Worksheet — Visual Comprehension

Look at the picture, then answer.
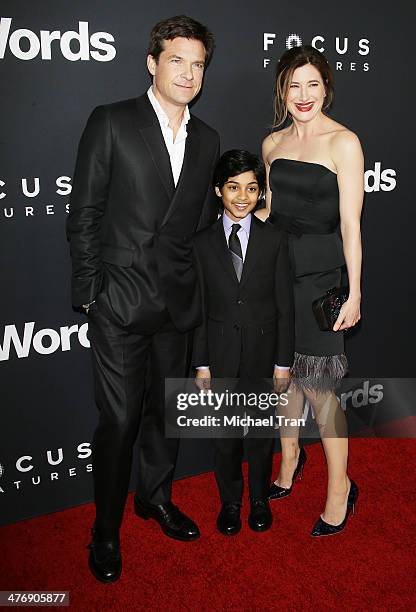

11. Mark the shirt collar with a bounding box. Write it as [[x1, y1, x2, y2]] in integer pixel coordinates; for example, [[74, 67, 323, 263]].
[[222, 212, 252, 234], [147, 86, 190, 129]]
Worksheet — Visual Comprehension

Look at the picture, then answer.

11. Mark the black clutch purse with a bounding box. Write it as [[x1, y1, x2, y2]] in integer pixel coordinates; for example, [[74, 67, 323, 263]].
[[312, 286, 348, 331]]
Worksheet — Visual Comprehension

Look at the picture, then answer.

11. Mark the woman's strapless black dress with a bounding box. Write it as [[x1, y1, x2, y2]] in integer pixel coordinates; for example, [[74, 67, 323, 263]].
[[269, 158, 348, 391]]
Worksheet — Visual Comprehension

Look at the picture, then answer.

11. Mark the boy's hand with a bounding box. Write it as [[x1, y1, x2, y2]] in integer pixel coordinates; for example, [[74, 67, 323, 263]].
[[195, 367, 211, 391], [273, 366, 291, 393]]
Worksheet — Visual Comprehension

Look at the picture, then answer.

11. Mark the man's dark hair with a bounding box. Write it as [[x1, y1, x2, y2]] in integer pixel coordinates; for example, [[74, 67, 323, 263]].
[[148, 15, 215, 65], [213, 150, 266, 195]]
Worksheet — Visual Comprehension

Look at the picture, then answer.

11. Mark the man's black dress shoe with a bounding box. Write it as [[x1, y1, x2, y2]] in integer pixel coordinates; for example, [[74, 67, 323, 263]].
[[87, 529, 122, 583], [248, 497, 273, 532], [216, 502, 242, 536], [134, 496, 200, 541]]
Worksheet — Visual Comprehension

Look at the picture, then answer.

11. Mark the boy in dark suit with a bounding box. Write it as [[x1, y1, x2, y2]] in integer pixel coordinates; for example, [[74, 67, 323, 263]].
[[192, 150, 294, 535]]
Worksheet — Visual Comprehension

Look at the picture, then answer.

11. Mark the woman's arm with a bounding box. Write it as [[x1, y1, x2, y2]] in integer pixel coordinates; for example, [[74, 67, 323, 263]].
[[332, 130, 364, 331]]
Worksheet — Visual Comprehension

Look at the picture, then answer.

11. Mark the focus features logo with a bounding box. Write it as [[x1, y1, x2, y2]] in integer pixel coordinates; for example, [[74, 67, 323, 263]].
[[0, 443, 93, 494], [0, 175, 71, 221], [263, 33, 370, 72], [0, 17, 116, 62], [0, 322, 90, 361]]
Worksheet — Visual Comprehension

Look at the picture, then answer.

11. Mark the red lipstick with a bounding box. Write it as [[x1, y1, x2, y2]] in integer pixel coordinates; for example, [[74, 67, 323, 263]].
[[295, 102, 314, 112]]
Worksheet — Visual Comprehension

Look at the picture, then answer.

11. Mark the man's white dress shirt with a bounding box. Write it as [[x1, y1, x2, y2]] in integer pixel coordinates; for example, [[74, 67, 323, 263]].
[[147, 86, 190, 186]]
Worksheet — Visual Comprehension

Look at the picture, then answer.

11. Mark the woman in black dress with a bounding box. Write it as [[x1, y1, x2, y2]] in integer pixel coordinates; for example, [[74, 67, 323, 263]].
[[257, 46, 364, 536]]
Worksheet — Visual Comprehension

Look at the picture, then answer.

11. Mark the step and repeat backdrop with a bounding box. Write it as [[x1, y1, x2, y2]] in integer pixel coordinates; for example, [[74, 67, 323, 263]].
[[1, 1, 414, 525]]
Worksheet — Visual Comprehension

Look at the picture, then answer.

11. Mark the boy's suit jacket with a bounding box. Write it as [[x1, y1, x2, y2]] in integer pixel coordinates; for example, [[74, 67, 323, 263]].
[[192, 215, 294, 378]]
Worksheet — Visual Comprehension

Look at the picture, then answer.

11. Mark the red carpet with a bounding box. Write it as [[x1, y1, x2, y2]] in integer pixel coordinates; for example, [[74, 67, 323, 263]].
[[1, 439, 415, 611]]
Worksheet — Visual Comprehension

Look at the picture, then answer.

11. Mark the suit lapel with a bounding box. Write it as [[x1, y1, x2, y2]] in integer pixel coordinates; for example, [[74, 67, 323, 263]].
[[160, 117, 200, 227], [135, 95, 175, 200], [239, 216, 264, 288], [209, 218, 239, 285]]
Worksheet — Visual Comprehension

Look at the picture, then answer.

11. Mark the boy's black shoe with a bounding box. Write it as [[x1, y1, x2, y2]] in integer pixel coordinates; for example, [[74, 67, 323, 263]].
[[248, 498, 273, 532], [217, 502, 242, 535]]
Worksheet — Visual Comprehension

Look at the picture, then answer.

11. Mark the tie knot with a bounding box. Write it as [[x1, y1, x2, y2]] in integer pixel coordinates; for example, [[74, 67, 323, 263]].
[[231, 224, 241, 236]]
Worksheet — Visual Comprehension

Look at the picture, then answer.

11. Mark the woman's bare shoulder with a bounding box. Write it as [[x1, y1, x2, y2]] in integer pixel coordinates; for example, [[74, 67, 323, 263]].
[[330, 126, 363, 158], [262, 128, 289, 162], [325, 117, 361, 145]]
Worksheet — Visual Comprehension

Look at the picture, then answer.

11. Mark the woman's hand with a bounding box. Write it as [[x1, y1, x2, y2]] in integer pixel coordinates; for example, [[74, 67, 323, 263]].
[[333, 295, 361, 331]]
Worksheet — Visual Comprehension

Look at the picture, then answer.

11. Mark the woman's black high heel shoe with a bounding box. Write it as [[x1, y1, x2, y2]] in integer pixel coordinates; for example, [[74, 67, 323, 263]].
[[269, 447, 307, 500], [311, 480, 359, 537]]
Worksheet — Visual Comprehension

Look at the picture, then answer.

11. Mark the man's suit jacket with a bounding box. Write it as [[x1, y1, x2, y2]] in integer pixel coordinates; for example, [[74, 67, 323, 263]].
[[192, 215, 295, 378], [66, 94, 220, 333]]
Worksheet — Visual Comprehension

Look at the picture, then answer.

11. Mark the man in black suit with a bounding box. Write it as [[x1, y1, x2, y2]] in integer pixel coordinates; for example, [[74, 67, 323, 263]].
[[192, 150, 294, 535], [66, 15, 219, 582]]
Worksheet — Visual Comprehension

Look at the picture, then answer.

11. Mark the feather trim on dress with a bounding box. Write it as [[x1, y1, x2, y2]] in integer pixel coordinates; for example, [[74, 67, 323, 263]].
[[291, 351, 348, 393]]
